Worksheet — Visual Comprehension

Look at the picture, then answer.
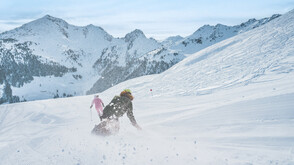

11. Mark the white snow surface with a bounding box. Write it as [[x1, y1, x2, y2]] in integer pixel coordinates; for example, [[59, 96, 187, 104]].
[[1, 10, 294, 165]]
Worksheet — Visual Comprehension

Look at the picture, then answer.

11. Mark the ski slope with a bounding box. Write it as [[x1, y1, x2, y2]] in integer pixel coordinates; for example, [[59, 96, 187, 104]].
[[0, 90, 293, 165], [0, 9, 294, 165]]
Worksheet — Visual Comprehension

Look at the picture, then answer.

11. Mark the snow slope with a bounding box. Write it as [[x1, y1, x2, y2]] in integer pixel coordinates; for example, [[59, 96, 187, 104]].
[[0, 9, 294, 165]]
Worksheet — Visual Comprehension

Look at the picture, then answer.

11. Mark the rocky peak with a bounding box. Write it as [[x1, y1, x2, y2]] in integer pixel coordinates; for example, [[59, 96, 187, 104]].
[[124, 29, 146, 42], [192, 24, 214, 35], [16, 14, 70, 35], [265, 14, 281, 22], [85, 24, 107, 32], [40, 15, 69, 25]]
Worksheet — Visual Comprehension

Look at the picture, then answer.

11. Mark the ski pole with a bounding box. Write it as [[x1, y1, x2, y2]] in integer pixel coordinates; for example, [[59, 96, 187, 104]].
[[90, 108, 93, 122]]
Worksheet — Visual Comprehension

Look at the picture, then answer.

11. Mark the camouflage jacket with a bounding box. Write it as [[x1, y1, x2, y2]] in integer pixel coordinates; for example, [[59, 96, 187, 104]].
[[101, 95, 137, 125]]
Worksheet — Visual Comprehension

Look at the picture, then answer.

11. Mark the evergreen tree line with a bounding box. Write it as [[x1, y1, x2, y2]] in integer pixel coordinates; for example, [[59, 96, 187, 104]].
[[0, 41, 76, 104]]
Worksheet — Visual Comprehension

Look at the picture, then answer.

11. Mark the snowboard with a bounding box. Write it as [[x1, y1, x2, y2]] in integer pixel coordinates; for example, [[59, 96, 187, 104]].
[[91, 119, 120, 136]]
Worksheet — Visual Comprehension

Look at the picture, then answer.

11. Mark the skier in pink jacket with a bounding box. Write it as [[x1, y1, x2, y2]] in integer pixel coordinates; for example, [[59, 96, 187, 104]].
[[90, 95, 105, 121]]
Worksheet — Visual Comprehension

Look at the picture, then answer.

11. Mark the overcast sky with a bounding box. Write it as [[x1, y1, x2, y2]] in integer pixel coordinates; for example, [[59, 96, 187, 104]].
[[0, 0, 293, 40]]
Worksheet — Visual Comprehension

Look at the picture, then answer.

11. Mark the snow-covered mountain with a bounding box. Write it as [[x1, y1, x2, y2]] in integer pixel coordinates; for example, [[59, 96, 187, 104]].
[[0, 15, 184, 103], [164, 14, 281, 54], [87, 29, 183, 94], [0, 13, 281, 104], [88, 48, 182, 95], [0, 9, 293, 165]]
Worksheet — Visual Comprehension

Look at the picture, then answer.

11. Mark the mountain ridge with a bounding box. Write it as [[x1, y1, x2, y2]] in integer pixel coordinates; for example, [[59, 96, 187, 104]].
[[0, 12, 283, 103], [164, 14, 281, 54]]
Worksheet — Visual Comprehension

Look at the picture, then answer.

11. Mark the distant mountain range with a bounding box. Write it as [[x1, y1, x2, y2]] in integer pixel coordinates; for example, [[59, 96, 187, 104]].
[[163, 14, 281, 54], [0, 13, 281, 103]]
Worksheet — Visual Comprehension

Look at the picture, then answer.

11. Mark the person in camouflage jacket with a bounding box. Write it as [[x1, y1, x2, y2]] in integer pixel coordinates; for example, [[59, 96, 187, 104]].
[[99, 89, 141, 132]]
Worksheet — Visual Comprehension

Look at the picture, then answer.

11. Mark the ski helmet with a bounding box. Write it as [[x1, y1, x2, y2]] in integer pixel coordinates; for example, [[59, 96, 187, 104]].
[[123, 89, 132, 93]]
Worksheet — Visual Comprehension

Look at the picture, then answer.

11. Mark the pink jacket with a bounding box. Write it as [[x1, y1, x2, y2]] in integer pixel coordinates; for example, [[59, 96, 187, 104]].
[[91, 98, 104, 112]]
